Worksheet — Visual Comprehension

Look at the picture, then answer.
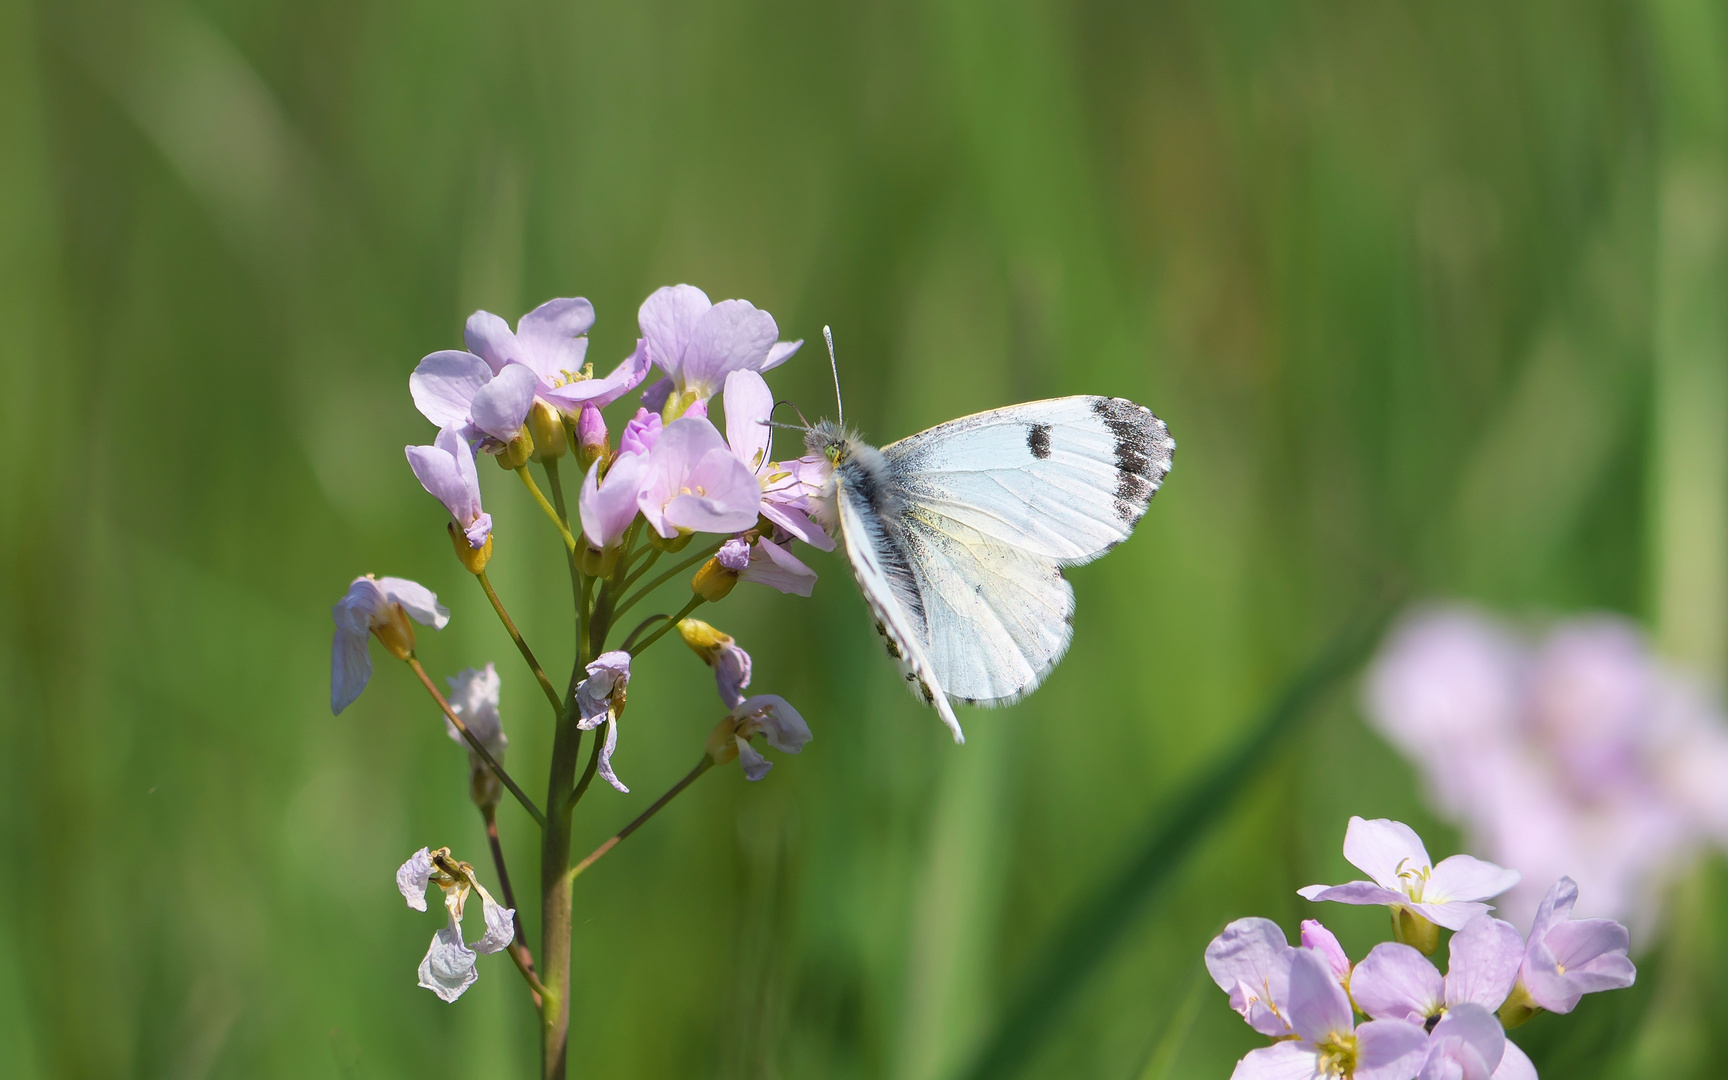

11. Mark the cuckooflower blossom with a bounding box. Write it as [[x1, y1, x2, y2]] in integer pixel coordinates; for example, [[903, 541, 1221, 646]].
[[637, 416, 762, 538], [396, 846, 515, 1002], [638, 284, 801, 416], [576, 651, 632, 793], [722, 370, 833, 551], [1205, 917, 1297, 1037], [1230, 949, 1429, 1080], [579, 450, 648, 554], [330, 576, 449, 714], [677, 618, 753, 708], [411, 351, 539, 445], [464, 300, 652, 412], [1349, 916, 1525, 1025], [705, 694, 811, 780], [1509, 877, 1635, 1017], [1300, 817, 1520, 934], [406, 427, 492, 548], [444, 664, 508, 808]]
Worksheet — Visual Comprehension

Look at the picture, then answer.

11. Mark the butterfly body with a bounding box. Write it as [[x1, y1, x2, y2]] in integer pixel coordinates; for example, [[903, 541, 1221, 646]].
[[806, 396, 1174, 742]]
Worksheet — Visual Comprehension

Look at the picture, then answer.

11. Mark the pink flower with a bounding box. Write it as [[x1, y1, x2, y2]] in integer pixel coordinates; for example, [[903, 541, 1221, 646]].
[[1299, 817, 1520, 931], [579, 450, 648, 553], [1229, 949, 1429, 1080], [1205, 918, 1297, 1037], [726, 695, 811, 781], [464, 300, 651, 410], [406, 427, 492, 548], [638, 285, 801, 412], [1349, 915, 1524, 1024], [411, 351, 538, 445], [575, 651, 632, 793], [1416, 1003, 1506, 1080], [1516, 877, 1636, 1014], [330, 576, 449, 714], [637, 417, 762, 538], [722, 371, 833, 551]]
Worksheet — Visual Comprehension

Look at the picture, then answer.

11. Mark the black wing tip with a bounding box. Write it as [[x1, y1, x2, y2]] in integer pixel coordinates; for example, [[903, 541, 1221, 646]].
[[1090, 397, 1174, 522]]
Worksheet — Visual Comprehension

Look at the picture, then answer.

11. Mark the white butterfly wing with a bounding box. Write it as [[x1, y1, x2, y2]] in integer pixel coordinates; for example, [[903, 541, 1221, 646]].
[[883, 396, 1173, 564]]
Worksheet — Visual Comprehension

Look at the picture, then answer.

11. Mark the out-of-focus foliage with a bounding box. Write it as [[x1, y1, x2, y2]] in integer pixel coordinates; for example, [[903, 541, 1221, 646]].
[[1, 0, 1725, 1077]]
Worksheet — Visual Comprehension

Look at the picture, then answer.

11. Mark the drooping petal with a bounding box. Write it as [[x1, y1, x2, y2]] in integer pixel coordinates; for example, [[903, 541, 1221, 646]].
[[411, 350, 492, 429], [472, 888, 516, 955], [723, 369, 775, 472], [1205, 918, 1295, 1037], [713, 640, 752, 708], [580, 451, 648, 551], [596, 717, 627, 793], [739, 536, 817, 596], [396, 847, 435, 911], [1353, 1018, 1435, 1080], [733, 694, 811, 754], [639, 284, 712, 378], [1228, 1042, 1320, 1080], [1300, 920, 1352, 982], [377, 577, 451, 628], [679, 299, 779, 399], [737, 735, 772, 781], [1350, 942, 1443, 1023], [514, 297, 594, 383], [1297, 881, 1409, 907], [470, 363, 539, 441], [1426, 854, 1520, 904], [760, 501, 835, 551], [575, 651, 632, 730], [1342, 817, 1433, 892], [330, 577, 385, 714], [464, 310, 517, 373], [406, 428, 487, 545], [1283, 948, 1353, 1045], [1444, 916, 1524, 1012], [544, 339, 654, 410], [761, 338, 803, 372], [417, 918, 479, 1002]]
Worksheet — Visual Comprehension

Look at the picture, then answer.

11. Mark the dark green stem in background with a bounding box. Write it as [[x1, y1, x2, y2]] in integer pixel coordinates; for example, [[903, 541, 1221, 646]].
[[628, 596, 704, 656]]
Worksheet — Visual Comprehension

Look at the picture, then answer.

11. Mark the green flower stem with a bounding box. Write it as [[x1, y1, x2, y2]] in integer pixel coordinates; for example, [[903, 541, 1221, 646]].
[[515, 466, 577, 553], [482, 803, 548, 1006], [619, 614, 671, 653], [618, 545, 662, 592], [476, 569, 561, 714], [405, 656, 546, 827], [611, 542, 722, 620], [566, 758, 713, 887], [628, 596, 704, 656]]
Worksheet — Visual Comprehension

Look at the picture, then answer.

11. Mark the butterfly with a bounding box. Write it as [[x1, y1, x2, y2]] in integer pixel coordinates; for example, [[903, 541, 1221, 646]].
[[803, 359, 1173, 742]]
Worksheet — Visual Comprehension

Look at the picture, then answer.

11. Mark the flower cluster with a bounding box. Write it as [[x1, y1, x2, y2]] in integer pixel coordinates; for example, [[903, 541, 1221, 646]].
[[1210, 819, 1635, 1080], [1364, 606, 1728, 931]]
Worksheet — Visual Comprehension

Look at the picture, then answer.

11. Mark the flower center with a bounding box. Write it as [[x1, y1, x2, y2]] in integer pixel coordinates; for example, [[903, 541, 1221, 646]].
[[1316, 1032, 1359, 1077], [1395, 857, 1433, 902], [552, 362, 595, 389]]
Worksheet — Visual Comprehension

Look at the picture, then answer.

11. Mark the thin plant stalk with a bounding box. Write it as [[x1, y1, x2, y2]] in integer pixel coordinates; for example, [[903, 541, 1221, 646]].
[[477, 569, 562, 713], [406, 656, 546, 827], [628, 596, 705, 656], [567, 758, 712, 886], [516, 465, 578, 553], [612, 543, 722, 619]]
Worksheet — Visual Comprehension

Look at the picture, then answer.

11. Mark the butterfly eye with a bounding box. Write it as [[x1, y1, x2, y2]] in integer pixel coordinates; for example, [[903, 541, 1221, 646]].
[[824, 444, 842, 464]]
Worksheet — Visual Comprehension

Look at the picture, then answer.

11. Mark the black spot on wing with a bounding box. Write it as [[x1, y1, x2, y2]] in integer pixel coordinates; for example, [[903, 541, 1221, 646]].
[[1090, 397, 1172, 522], [1027, 422, 1052, 459]]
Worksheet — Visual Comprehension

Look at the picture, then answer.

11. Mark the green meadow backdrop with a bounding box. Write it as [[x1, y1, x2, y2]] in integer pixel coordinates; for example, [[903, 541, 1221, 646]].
[[3, 0, 1726, 1076]]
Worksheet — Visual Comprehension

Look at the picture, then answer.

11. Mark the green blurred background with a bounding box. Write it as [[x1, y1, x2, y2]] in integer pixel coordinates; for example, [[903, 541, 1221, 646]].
[[4, 0, 1727, 1076]]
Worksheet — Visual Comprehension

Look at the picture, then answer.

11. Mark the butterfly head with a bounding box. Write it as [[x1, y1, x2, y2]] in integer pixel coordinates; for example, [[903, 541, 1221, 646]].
[[805, 419, 859, 465]]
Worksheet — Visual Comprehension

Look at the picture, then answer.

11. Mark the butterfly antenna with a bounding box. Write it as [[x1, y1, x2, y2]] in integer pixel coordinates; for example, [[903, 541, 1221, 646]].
[[824, 325, 844, 428]]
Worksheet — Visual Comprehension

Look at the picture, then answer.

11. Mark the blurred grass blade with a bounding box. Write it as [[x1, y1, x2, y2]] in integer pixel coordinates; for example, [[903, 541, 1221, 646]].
[[956, 599, 1399, 1080]]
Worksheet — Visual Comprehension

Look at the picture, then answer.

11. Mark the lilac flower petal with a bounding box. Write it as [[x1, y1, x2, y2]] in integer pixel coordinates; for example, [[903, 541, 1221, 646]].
[[579, 451, 647, 551], [680, 299, 779, 398], [640, 376, 674, 412], [1543, 918, 1635, 990], [1413, 899, 1495, 932], [1491, 1043, 1537, 1080], [1205, 918, 1295, 1037], [544, 339, 653, 410], [1300, 919, 1352, 982], [596, 717, 627, 793], [330, 618, 373, 714], [1444, 916, 1523, 1012], [724, 369, 775, 472], [737, 736, 772, 781], [575, 651, 631, 729], [514, 297, 595, 382], [714, 640, 751, 708], [418, 919, 479, 1002], [1343, 816, 1432, 892], [1229, 1041, 1319, 1080], [410, 350, 492, 429], [740, 536, 817, 596], [1423, 1003, 1504, 1080], [473, 891, 516, 955], [1353, 1019, 1433, 1080], [1529, 877, 1577, 942], [1284, 948, 1353, 1045], [1297, 881, 1408, 907], [642, 419, 763, 537], [760, 498, 836, 551], [464, 310, 517, 373], [377, 577, 450, 628], [1427, 854, 1520, 904], [470, 363, 539, 441], [639, 284, 712, 378], [464, 514, 493, 548], [735, 694, 811, 753], [396, 848, 434, 911], [406, 428, 486, 544], [1350, 942, 1443, 1023], [762, 338, 803, 372]]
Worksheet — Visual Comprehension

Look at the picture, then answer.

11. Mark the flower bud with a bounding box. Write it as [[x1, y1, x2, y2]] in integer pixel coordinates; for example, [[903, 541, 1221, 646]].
[[704, 715, 741, 765], [579, 543, 618, 578], [691, 557, 738, 601], [448, 522, 493, 574], [528, 400, 568, 462], [1390, 906, 1440, 956], [372, 603, 417, 660], [677, 617, 734, 658], [574, 403, 610, 472], [495, 427, 534, 470]]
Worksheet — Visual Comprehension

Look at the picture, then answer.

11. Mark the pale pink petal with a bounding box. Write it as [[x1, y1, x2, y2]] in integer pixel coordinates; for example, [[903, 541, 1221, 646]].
[[640, 376, 674, 412], [1528, 877, 1578, 942], [761, 502, 836, 551], [1444, 916, 1523, 1012], [1490, 1042, 1536, 1080], [472, 891, 516, 955], [660, 446, 762, 536], [418, 918, 479, 1001], [1300, 920, 1351, 982], [734, 694, 811, 754], [723, 369, 775, 472], [1343, 817, 1432, 891], [464, 310, 517, 373], [1353, 1019, 1432, 1080], [1284, 949, 1353, 1045], [1229, 1042, 1320, 1080], [1298, 881, 1408, 907], [639, 284, 712, 378], [740, 537, 817, 596], [470, 363, 539, 441], [1423, 1003, 1504, 1080], [680, 299, 778, 398], [1413, 899, 1495, 932], [514, 297, 594, 382], [377, 577, 450, 628], [1350, 942, 1442, 1023], [1205, 918, 1295, 1037], [761, 338, 803, 372], [396, 847, 434, 911], [410, 350, 492, 429], [579, 451, 647, 551], [595, 716, 627, 793], [1427, 855, 1520, 904], [544, 338, 652, 409]]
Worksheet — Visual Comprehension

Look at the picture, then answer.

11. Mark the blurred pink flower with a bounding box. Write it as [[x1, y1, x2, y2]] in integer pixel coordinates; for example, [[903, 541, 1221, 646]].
[[1516, 877, 1635, 1014], [1364, 606, 1728, 932], [728, 694, 811, 781], [330, 575, 449, 714]]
